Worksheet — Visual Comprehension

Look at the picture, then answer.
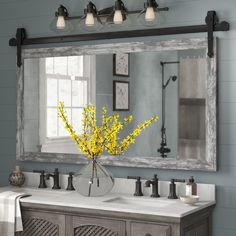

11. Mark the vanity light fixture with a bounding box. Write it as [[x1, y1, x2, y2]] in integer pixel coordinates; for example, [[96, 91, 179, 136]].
[[144, 0, 158, 22], [113, 0, 127, 24], [138, 0, 169, 26], [55, 5, 68, 29], [55, 2, 101, 27], [84, 2, 101, 26], [53, 0, 168, 30]]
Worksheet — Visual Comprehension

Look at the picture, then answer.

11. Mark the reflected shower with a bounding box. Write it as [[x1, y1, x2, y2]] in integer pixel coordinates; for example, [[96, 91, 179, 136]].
[[158, 61, 179, 158], [163, 75, 178, 89]]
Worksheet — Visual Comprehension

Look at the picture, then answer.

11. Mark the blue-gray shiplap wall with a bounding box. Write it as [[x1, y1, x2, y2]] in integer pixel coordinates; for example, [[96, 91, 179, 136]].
[[0, 0, 235, 235]]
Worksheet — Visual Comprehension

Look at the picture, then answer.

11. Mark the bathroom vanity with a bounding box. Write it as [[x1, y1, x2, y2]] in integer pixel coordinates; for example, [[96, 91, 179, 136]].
[[13, 189, 214, 236], [2, 176, 215, 236], [17, 198, 214, 236]]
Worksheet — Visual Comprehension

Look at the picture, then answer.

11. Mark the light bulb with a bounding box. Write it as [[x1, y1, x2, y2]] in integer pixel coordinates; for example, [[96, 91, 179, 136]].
[[145, 7, 155, 22], [56, 16, 66, 29], [113, 10, 123, 24], [85, 13, 95, 26]]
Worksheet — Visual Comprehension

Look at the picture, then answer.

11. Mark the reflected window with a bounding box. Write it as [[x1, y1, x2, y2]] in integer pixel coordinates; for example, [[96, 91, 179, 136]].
[[39, 55, 95, 153]]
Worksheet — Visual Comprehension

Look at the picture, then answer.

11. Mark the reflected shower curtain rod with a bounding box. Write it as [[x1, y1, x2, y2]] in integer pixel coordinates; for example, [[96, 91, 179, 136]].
[[9, 10, 230, 67]]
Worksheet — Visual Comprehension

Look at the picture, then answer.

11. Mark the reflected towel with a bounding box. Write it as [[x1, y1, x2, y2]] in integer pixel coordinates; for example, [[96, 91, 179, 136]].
[[0, 191, 30, 236]]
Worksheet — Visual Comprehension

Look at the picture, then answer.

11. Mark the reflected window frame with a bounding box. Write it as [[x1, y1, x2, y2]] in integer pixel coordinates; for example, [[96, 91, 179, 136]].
[[38, 55, 96, 154]]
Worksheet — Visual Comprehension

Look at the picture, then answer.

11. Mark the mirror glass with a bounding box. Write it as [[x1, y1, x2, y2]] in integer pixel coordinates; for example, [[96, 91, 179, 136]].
[[19, 38, 216, 171], [23, 48, 206, 160]]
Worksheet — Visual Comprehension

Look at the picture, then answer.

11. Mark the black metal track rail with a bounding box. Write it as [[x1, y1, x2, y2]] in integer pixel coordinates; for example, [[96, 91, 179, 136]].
[[9, 11, 230, 67]]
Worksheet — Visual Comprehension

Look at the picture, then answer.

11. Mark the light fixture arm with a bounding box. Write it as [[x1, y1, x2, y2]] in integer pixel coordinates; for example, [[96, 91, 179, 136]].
[[9, 11, 230, 67], [156, 7, 169, 12]]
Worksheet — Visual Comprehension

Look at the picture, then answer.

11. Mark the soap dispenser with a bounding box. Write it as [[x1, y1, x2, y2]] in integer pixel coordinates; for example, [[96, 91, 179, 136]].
[[186, 176, 197, 196]]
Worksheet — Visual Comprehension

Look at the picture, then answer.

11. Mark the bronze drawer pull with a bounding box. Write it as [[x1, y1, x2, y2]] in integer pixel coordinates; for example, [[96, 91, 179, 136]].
[[145, 234, 152, 236]]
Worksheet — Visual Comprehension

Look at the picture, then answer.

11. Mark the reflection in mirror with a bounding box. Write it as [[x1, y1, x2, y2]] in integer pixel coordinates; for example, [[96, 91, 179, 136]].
[[23, 48, 206, 161], [178, 55, 206, 162], [19, 38, 217, 171], [24, 55, 95, 154]]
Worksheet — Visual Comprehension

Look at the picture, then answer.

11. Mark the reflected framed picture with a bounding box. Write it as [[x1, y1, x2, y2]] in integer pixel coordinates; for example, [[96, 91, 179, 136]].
[[113, 53, 130, 77], [113, 80, 130, 111]]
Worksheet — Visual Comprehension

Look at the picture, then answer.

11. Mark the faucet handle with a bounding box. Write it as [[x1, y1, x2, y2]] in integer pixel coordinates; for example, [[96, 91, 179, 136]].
[[33, 170, 47, 188], [66, 172, 75, 191], [145, 174, 160, 198], [127, 176, 143, 196], [168, 179, 185, 199], [46, 168, 61, 189]]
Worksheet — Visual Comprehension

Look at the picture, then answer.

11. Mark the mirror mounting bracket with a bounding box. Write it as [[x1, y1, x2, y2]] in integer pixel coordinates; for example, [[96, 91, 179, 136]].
[[206, 11, 218, 58], [8, 11, 229, 67], [9, 28, 26, 67]]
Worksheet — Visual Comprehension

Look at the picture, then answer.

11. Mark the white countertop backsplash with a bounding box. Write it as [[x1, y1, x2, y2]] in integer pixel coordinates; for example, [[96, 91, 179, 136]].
[[23, 172, 215, 201]]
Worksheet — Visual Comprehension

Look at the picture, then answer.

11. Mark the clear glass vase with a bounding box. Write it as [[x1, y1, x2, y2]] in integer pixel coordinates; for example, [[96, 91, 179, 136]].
[[75, 157, 114, 197]]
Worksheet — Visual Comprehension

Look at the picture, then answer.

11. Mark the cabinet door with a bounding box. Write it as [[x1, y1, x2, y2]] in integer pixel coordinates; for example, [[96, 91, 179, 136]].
[[18, 210, 65, 236], [184, 221, 208, 236], [68, 216, 126, 236], [130, 222, 171, 236]]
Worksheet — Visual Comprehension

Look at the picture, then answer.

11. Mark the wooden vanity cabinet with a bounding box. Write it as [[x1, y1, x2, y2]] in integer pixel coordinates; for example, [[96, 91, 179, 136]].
[[16, 210, 65, 236], [17, 203, 213, 236]]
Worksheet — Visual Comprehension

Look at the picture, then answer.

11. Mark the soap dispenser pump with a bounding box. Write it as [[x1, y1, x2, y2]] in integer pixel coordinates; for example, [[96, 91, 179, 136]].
[[186, 176, 197, 196]]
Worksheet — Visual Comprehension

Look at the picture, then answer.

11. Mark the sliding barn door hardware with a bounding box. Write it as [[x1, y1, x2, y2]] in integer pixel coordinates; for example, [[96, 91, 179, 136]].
[[9, 11, 229, 67]]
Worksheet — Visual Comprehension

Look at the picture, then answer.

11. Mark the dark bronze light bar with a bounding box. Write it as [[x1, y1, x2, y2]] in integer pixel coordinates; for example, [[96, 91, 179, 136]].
[[9, 11, 230, 67]]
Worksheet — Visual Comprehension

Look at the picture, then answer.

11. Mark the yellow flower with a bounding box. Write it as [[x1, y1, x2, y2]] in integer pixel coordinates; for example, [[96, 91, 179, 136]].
[[58, 102, 158, 158]]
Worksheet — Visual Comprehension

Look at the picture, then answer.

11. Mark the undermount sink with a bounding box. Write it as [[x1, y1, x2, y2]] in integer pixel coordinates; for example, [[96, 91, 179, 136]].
[[104, 196, 173, 208]]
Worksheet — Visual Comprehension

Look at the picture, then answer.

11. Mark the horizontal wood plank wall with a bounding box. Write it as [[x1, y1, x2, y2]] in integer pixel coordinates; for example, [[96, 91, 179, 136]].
[[0, 0, 235, 235]]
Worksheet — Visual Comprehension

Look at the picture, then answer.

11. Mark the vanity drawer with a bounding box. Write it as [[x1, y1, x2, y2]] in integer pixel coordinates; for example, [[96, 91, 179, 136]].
[[67, 215, 126, 236], [130, 222, 171, 236]]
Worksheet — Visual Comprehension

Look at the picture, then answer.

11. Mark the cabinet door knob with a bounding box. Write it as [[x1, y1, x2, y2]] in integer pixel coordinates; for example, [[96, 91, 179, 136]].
[[146, 234, 152, 236]]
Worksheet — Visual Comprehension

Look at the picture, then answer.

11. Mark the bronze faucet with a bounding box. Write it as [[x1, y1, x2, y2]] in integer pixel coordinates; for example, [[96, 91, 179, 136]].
[[145, 174, 160, 198], [46, 168, 61, 189]]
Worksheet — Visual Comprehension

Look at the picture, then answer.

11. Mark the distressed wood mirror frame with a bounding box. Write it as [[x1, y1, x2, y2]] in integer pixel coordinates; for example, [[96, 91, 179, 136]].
[[17, 38, 217, 171]]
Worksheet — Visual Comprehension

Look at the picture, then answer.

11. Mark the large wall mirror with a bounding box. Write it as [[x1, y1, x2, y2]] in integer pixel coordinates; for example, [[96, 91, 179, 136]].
[[17, 38, 217, 171]]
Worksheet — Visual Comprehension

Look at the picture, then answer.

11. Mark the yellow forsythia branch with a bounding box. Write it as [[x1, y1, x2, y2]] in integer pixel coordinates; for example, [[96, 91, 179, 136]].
[[58, 102, 158, 158]]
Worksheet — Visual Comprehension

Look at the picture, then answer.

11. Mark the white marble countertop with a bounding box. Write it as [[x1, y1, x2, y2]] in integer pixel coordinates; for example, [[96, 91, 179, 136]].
[[0, 186, 215, 219]]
